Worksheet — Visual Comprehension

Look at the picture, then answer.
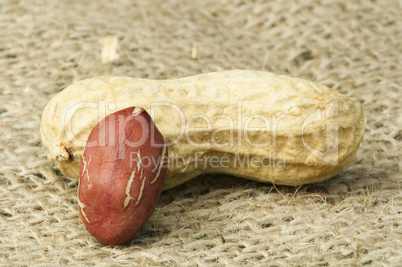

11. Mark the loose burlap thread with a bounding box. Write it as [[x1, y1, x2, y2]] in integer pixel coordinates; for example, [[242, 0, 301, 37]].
[[0, 0, 401, 265]]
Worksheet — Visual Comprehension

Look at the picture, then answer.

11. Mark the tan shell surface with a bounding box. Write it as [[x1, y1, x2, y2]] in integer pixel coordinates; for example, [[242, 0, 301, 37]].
[[40, 70, 366, 189]]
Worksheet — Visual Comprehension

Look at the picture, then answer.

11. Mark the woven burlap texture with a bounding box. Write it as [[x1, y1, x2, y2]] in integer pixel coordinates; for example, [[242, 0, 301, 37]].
[[1, 0, 401, 265]]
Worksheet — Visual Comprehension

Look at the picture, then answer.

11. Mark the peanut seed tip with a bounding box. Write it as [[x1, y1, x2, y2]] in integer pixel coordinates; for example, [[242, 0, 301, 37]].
[[132, 107, 144, 116]]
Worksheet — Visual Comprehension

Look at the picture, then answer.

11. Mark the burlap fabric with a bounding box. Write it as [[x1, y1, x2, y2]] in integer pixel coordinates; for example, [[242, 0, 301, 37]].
[[1, 0, 401, 265]]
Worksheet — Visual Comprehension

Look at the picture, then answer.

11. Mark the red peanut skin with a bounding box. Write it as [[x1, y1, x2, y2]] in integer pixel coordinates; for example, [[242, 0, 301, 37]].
[[78, 107, 168, 245]]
